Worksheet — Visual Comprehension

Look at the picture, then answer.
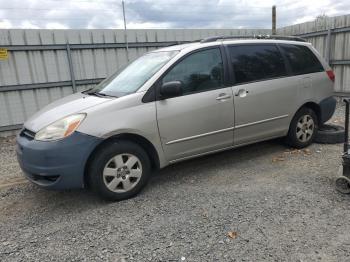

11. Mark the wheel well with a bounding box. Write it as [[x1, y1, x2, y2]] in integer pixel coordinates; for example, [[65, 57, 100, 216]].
[[299, 102, 321, 124], [83, 133, 160, 187]]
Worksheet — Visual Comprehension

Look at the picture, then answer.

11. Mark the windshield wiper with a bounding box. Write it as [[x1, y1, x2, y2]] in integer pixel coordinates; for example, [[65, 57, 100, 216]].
[[82, 87, 93, 93], [85, 91, 117, 98]]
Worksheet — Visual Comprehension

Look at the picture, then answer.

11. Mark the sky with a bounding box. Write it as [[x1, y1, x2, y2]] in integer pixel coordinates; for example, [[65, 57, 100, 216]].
[[0, 0, 349, 29]]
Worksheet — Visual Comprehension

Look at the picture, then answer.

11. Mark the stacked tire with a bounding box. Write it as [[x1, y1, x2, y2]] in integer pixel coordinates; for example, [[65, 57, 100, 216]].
[[314, 124, 345, 144]]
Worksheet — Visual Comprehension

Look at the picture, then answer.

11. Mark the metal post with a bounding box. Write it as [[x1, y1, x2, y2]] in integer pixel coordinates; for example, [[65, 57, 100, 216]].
[[272, 5, 276, 35], [344, 99, 350, 153], [122, 0, 129, 61], [325, 28, 331, 63], [66, 43, 77, 93]]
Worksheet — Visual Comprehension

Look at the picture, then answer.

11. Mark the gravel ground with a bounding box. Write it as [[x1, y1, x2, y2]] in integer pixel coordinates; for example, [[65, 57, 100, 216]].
[[1, 104, 350, 261]]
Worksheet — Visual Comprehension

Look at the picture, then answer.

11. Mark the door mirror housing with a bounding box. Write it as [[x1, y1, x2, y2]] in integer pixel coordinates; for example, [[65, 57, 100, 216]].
[[160, 81, 183, 99]]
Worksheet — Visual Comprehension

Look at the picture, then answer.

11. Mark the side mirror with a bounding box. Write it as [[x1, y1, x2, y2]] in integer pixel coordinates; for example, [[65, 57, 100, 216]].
[[160, 81, 183, 99]]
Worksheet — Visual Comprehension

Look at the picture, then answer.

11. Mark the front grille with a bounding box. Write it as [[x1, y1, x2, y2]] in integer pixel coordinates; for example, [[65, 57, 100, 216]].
[[20, 128, 36, 140]]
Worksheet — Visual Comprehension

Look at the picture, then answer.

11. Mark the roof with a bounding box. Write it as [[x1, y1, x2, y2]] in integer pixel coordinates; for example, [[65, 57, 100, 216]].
[[200, 35, 307, 43], [154, 43, 198, 52], [154, 35, 311, 54]]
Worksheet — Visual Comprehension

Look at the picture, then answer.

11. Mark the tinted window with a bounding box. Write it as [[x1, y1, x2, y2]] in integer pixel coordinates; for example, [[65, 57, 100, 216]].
[[280, 44, 324, 75], [229, 44, 287, 84], [162, 48, 223, 95]]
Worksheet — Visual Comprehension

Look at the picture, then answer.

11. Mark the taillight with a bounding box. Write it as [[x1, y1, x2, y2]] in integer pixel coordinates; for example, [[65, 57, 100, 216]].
[[326, 70, 335, 82]]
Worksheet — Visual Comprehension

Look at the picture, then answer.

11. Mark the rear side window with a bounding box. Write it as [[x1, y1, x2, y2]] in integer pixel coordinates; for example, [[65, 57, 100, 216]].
[[279, 44, 324, 75], [228, 44, 287, 85]]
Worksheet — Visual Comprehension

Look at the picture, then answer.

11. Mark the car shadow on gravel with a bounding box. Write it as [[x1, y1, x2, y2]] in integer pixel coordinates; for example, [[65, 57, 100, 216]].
[[150, 138, 287, 187]]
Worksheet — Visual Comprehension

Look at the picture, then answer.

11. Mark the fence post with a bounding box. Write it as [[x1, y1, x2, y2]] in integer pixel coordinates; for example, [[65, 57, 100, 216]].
[[272, 5, 276, 35], [325, 28, 332, 63], [66, 43, 77, 93]]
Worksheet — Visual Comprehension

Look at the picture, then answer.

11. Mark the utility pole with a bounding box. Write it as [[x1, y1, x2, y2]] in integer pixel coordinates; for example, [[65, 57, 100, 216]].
[[122, 0, 129, 61], [272, 5, 276, 35]]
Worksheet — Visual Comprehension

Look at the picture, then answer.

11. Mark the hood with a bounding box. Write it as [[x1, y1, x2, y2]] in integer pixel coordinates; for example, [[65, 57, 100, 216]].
[[24, 92, 113, 132]]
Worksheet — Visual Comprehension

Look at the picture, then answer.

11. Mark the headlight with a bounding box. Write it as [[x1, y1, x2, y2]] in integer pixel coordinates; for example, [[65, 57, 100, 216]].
[[35, 114, 86, 141]]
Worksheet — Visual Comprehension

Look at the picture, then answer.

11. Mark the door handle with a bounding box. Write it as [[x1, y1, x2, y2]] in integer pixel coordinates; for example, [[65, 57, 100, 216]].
[[216, 93, 231, 101], [235, 89, 249, 97]]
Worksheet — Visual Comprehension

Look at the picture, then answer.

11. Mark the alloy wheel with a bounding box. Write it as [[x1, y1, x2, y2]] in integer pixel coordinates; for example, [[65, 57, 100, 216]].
[[296, 114, 315, 143], [103, 153, 143, 193]]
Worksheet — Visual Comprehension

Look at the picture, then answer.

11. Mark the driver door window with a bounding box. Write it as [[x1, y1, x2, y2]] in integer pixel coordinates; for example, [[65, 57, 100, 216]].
[[162, 48, 224, 95]]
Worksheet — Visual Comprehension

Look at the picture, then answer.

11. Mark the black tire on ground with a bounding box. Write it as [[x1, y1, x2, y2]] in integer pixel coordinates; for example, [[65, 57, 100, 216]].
[[87, 140, 151, 201], [285, 107, 318, 149], [314, 124, 345, 144]]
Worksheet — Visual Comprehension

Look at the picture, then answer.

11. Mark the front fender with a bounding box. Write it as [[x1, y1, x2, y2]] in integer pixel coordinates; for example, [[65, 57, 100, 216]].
[[77, 93, 168, 168]]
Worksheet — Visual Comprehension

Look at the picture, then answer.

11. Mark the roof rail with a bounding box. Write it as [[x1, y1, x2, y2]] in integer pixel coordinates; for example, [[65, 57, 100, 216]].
[[200, 35, 307, 43]]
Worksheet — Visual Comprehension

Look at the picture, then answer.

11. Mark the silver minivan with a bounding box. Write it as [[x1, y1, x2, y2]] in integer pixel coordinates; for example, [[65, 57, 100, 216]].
[[16, 36, 336, 200]]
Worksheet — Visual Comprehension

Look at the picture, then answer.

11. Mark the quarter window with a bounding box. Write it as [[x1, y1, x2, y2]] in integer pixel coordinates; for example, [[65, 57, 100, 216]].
[[228, 44, 287, 85], [279, 44, 324, 75], [162, 48, 224, 95]]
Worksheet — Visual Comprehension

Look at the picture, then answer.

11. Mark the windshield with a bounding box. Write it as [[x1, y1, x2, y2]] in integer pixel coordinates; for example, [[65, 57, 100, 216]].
[[88, 51, 178, 97]]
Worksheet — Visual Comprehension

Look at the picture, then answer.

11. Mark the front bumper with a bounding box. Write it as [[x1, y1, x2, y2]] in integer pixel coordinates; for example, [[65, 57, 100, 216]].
[[16, 131, 102, 190]]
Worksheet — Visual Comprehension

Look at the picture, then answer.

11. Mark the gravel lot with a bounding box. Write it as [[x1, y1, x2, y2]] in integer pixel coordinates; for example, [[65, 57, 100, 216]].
[[1, 104, 350, 261]]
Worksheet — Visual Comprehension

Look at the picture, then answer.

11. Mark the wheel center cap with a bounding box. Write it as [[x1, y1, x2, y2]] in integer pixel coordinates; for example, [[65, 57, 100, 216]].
[[302, 124, 308, 132], [117, 168, 129, 177]]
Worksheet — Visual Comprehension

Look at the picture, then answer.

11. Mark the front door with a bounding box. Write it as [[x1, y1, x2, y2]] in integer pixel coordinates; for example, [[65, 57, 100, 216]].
[[156, 47, 235, 161]]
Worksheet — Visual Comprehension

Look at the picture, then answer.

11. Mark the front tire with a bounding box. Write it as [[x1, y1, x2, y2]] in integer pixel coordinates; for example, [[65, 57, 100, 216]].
[[88, 140, 151, 201], [286, 107, 318, 148]]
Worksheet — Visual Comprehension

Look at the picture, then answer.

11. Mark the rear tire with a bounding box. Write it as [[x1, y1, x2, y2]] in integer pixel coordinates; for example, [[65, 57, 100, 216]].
[[88, 140, 151, 201], [286, 107, 318, 148]]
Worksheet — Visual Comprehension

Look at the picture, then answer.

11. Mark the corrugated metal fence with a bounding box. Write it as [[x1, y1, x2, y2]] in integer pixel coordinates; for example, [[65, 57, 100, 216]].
[[0, 28, 270, 134]]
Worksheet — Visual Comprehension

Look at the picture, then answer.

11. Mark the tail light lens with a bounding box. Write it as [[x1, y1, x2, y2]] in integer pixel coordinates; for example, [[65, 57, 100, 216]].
[[326, 70, 335, 82]]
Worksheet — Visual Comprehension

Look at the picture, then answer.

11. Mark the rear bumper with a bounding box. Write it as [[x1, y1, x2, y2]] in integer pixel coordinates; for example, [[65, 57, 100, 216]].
[[319, 96, 336, 124], [16, 131, 102, 190]]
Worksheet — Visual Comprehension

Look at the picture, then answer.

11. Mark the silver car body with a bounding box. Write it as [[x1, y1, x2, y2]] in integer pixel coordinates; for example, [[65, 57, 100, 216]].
[[24, 39, 334, 169]]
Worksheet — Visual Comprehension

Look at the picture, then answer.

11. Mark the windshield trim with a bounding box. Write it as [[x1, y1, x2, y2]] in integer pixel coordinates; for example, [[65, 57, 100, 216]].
[[130, 50, 180, 93], [135, 50, 182, 93]]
